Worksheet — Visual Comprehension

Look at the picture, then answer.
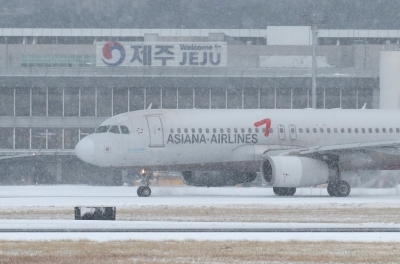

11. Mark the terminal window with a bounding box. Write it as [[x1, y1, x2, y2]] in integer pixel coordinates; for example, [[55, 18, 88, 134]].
[[21, 55, 96, 68]]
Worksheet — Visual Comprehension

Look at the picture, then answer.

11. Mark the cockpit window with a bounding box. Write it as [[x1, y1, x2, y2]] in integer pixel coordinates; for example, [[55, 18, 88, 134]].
[[109, 125, 120, 134], [95, 125, 111, 133], [120, 126, 130, 134]]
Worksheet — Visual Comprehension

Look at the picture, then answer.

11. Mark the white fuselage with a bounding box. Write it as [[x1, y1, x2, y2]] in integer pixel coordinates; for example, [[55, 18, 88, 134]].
[[75, 109, 400, 171]]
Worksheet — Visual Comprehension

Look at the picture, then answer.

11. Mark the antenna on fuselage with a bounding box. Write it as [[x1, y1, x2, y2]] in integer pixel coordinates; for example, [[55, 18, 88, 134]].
[[361, 103, 367, 109], [147, 103, 153, 109]]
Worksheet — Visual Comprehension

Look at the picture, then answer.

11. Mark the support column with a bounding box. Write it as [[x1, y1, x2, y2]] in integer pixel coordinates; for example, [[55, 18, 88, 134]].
[[56, 157, 62, 183], [379, 51, 400, 109]]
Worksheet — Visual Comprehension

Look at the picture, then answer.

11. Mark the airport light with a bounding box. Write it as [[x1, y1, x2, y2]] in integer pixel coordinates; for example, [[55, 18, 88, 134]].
[[140, 168, 147, 177]]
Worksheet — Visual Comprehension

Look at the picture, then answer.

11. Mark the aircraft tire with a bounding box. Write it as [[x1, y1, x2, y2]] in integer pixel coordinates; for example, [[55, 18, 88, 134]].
[[137, 186, 144, 197], [287, 187, 296, 196], [328, 181, 350, 197], [137, 186, 151, 197], [327, 183, 336, 197], [273, 187, 282, 196], [336, 180, 351, 197], [273, 187, 296, 196]]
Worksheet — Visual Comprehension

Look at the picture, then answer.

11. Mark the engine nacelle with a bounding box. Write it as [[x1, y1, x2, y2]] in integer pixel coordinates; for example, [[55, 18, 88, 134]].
[[181, 171, 257, 187], [260, 156, 330, 187]]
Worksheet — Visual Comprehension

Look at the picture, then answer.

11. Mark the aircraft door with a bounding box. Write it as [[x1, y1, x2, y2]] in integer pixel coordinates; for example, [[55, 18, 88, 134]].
[[146, 116, 164, 147], [289, 125, 297, 140], [278, 125, 285, 140]]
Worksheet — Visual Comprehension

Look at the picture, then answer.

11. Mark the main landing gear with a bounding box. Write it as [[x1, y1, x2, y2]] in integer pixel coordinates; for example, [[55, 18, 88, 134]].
[[327, 180, 351, 197], [137, 169, 152, 197]]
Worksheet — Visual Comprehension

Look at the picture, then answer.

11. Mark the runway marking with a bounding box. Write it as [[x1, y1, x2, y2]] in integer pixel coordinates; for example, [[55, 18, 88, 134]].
[[2, 228, 400, 233]]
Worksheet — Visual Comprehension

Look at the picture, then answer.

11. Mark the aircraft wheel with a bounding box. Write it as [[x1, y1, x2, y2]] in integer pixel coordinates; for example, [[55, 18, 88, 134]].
[[273, 187, 282, 196], [137, 186, 151, 197], [336, 180, 351, 197], [327, 183, 336, 197], [137, 186, 144, 197], [287, 187, 296, 196], [328, 181, 350, 197], [273, 187, 296, 196]]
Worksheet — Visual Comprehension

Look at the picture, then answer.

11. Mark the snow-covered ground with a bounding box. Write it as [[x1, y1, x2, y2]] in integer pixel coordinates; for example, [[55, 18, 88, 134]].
[[0, 220, 400, 242], [0, 186, 399, 241], [0, 186, 398, 207], [1, 231, 400, 242]]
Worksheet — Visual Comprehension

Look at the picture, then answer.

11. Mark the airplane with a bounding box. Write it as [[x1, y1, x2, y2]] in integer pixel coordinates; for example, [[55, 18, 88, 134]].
[[75, 108, 400, 197]]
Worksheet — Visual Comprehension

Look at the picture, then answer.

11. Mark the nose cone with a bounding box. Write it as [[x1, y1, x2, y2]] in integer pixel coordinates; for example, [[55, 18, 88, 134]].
[[75, 137, 95, 164]]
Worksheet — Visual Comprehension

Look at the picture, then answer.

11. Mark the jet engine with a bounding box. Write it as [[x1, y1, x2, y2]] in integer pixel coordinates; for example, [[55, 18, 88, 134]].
[[260, 156, 330, 187], [181, 171, 257, 187]]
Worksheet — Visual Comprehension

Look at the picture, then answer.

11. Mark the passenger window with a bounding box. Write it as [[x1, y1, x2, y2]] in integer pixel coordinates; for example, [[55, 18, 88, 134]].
[[248, 128, 252, 133], [306, 128, 310, 133], [269, 128, 273, 133], [327, 128, 331, 133], [279, 128, 284, 133], [109, 125, 120, 134], [95, 125, 111, 133], [206, 128, 209, 133], [255, 128, 259, 133], [234, 128, 238, 133], [262, 128, 266, 133], [341, 128, 345, 133], [191, 128, 195, 133], [368, 128, 372, 133], [199, 128, 202, 133], [362, 128, 365, 133], [241, 128, 245, 133], [313, 128, 317, 133], [291, 128, 295, 133], [320, 128, 324, 133], [382, 128, 386, 133], [120, 126, 130, 134], [389, 128, 393, 133], [397, 128, 400, 133], [170, 128, 174, 133], [213, 128, 217, 133], [348, 128, 351, 133], [177, 128, 181, 133], [227, 128, 231, 133], [355, 128, 358, 133], [334, 128, 338, 133], [375, 128, 379, 133], [299, 128, 303, 133], [220, 128, 224, 133], [184, 128, 188, 133]]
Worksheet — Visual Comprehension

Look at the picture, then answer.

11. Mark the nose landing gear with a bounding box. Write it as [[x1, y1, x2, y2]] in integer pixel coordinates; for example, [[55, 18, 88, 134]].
[[137, 169, 152, 197]]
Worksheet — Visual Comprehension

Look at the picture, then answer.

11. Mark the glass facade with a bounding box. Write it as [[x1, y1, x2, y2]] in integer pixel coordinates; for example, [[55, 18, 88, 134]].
[[0, 127, 95, 150], [21, 55, 96, 68], [0, 87, 374, 117], [0, 86, 374, 150], [0, 88, 14, 116]]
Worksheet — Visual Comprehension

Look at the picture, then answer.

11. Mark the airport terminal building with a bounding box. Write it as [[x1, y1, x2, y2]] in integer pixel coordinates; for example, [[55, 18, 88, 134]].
[[0, 26, 397, 185]]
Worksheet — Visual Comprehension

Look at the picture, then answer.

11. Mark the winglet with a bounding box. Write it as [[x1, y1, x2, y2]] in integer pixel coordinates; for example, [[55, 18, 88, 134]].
[[147, 103, 153, 109], [361, 103, 367, 109]]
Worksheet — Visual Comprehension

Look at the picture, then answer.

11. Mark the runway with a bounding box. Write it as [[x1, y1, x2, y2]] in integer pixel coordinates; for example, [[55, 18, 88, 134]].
[[0, 186, 399, 241], [0, 185, 398, 206]]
